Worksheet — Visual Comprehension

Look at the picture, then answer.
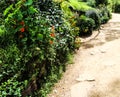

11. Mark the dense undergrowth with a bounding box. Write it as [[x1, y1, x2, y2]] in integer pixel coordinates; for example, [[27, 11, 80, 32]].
[[0, 0, 118, 96]]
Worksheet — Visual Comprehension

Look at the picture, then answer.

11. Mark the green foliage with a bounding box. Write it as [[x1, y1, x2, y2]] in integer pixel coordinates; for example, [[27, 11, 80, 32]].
[[86, 0, 96, 7], [0, 44, 27, 96], [98, 5, 111, 24], [81, 0, 96, 7], [77, 15, 95, 37], [60, 0, 100, 37], [0, 76, 27, 96], [0, 44, 21, 80], [0, 0, 113, 96], [95, 0, 109, 6], [0, 0, 75, 96], [113, 0, 120, 13], [0, 25, 5, 36], [68, 0, 92, 11], [85, 9, 101, 29]]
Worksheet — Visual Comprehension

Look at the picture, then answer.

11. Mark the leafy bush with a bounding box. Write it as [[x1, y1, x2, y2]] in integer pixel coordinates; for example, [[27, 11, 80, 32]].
[[114, 1, 120, 13], [60, 0, 95, 38], [0, 0, 113, 96], [86, 0, 96, 7], [85, 9, 101, 29], [68, 0, 92, 11], [76, 15, 95, 37], [95, 0, 109, 6], [60, 0, 111, 37], [0, 0, 75, 96], [0, 0, 17, 19], [81, 0, 96, 7], [98, 5, 111, 24], [0, 76, 27, 96]]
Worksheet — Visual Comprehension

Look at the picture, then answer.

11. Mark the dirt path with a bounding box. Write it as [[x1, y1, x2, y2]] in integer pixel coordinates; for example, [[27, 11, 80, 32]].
[[47, 13, 120, 97]]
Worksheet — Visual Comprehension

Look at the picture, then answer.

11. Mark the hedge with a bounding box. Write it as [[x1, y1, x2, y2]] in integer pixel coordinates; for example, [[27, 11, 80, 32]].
[[0, 0, 113, 96], [0, 0, 76, 96]]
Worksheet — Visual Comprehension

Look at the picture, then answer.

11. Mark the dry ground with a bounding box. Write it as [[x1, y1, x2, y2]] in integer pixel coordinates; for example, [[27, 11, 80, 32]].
[[48, 13, 120, 97]]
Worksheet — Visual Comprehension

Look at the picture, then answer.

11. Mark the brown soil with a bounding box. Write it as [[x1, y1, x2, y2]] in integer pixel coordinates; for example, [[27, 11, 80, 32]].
[[47, 13, 120, 97]]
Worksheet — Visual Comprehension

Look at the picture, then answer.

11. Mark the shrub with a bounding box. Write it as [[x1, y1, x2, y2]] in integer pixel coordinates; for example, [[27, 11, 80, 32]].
[[60, 0, 111, 37], [95, 0, 109, 6], [97, 5, 111, 24], [76, 15, 95, 37], [60, 0, 96, 37], [0, 0, 17, 19], [86, 0, 96, 7], [0, 0, 75, 96], [0, 0, 113, 96], [114, 1, 120, 13], [85, 9, 101, 29], [81, 0, 96, 7]]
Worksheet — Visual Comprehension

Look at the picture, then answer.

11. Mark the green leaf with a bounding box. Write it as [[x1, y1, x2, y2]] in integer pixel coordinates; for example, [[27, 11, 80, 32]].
[[3, 5, 13, 16], [0, 26, 5, 36], [24, 0, 33, 6], [29, 6, 38, 14], [37, 34, 43, 40]]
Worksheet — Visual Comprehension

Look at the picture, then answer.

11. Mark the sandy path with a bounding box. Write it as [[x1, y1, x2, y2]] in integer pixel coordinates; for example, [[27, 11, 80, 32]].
[[48, 13, 120, 97]]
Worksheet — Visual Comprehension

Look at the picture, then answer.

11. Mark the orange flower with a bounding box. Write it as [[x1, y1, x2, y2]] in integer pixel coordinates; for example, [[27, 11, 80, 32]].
[[20, 27, 25, 32], [20, 21, 25, 25], [49, 40, 53, 44], [50, 33, 55, 37]]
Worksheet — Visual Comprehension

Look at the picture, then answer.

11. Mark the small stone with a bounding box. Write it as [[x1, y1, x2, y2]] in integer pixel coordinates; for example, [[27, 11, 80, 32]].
[[76, 74, 95, 82], [90, 52, 94, 55], [76, 78, 84, 82], [100, 49, 106, 53], [53, 89, 58, 93]]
